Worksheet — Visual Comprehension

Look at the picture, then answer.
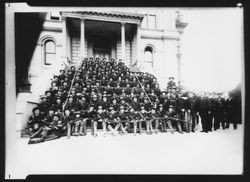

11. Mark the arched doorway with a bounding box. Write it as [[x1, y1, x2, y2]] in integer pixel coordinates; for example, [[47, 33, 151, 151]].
[[93, 38, 111, 60]]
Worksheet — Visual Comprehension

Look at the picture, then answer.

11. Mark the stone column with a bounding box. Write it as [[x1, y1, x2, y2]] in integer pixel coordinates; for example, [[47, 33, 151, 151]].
[[121, 22, 126, 62], [61, 16, 68, 64], [136, 23, 141, 64], [80, 18, 85, 60]]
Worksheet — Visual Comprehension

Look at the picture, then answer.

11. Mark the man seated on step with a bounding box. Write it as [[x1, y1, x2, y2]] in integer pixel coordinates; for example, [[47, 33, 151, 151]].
[[82, 104, 97, 136], [24, 107, 44, 137], [117, 105, 130, 135], [95, 105, 108, 136], [127, 107, 142, 135], [63, 108, 75, 138], [106, 106, 120, 136], [72, 111, 84, 136], [149, 106, 160, 134], [138, 105, 151, 135], [28, 113, 63, 144]]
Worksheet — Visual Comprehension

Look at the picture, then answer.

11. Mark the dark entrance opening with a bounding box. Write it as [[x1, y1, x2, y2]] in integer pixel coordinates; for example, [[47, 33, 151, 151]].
[[93, 37, 111, 60]]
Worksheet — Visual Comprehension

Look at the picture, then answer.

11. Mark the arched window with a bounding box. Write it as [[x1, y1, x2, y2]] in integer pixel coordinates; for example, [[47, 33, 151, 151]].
[[44, 40, 56, 65], [144, 46, 153, 70]]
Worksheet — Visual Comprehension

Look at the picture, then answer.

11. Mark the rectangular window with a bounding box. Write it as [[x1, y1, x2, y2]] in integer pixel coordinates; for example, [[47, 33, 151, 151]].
[[148, 14, 156, 29]]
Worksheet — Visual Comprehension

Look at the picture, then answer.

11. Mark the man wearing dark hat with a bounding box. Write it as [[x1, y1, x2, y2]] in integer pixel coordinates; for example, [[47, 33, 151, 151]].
[[82, 105, 97, 136], [127, 107, 141, 135], [52, 97, 63, 111], [138, 104, 150, 134], [72, 111, 84, 136], [62, 108, 75, 138], [165, 105, 175, 134], [96, 105, 108, 134], [59, 69, 66, 80], [65, 95, 77, 113], [100, 95, 110, 111], [38, 95, 50, 117], [157, 104, 167, 132], [167, 77, 176, 90], [110, 98, 120, 112], [107, 106, 120, 136], [117, 105, 130, 135], [42, 107, 55, 126], [25, 107, 44, 137], [176, 93, 186, 133], [154, 83, 161, 97], [185, 92, 199, 132], [148, 106, 159, 134]]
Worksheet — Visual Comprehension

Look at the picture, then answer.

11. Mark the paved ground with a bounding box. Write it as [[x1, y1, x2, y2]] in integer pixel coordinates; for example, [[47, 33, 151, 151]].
[[11, 124, 243, 179]]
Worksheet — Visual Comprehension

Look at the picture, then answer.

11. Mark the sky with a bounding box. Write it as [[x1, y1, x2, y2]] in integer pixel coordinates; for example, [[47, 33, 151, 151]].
[[180, 8, 243, 92]]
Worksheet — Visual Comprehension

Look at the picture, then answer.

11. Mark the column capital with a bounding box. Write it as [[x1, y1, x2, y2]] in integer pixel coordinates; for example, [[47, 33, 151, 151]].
[[61, 16, 67, 21], [80, 18, 86, 22], [121, 21, 126, 25]]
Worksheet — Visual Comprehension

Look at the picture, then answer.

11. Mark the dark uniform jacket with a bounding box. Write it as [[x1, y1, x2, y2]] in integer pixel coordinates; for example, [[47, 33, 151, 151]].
[[27, 114, 44, 131]]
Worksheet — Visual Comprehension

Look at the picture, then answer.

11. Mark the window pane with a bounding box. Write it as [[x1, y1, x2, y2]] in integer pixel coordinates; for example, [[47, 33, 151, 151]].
[[45, 53, 55, 65], [144, 50, 153, 63], [148, 15, 156, 29], [45, 41, 56, 53]]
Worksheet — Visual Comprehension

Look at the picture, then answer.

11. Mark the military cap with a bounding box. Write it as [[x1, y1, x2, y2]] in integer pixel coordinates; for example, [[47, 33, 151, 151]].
[[93, 94, 98, 98], [140, 104, 145, 108], [40, 95, 47, 99], [53, 113, 59, 117], [151, 107, 156, 110], [159, 104, 163, 107], [89, 104, 95, 108], [71, 87, 76, 91], [120, 97, 125, 101], [98, 105, 103, 109], [128, 107, 134, 111], [169, 77, 174, 80], [70, 66, 75, 69], [68, 95, 74, 98], [111, 98, 118, 101], [161, 91, 167, 94], [109, 106, 114, 111], [56, 96, 61, 100], [169, 105, 174, 109], [32, 107, 40, 113], [60, 69, 65, 73], [48, 107, 55, 111], [45, 90, 51, 94], [103, 90, 107, 94], [74, 111, 81, 115], [120, 105, 125, 109], [53, 75, 59, 79]]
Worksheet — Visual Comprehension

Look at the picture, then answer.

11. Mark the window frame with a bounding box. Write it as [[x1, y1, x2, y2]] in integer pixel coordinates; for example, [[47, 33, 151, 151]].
[[43, 39, 56, 65]]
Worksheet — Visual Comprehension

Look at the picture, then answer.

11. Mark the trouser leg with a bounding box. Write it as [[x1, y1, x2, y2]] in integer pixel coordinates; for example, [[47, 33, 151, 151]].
[[155, 119, 159, 133], [83, 119, 87, 134], [167, 120, 174, 133], [67, 123, 71, 137], [79, 121, 84, 135], [139, 120, 142, 134], [93, 121, 97, 135], [30, 127, 43, 139], [177, 121, 183, 133], [102, 122, 106, 132], [74, 122, 79, 135], [133, 120, 137, 134], [191, 113, 196, 132], [146, 120, 150, 133]]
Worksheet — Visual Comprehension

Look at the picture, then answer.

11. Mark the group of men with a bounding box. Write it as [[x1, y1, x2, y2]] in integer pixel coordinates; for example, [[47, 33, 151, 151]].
[[24, 57, 239, 144]]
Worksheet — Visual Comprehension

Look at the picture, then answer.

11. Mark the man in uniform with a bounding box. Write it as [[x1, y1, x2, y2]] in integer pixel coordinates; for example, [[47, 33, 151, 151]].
[[63, 108, 75, 138], [72, 111, 84, 136], [25, 107, 44, 137], [96, 105, 108, 135], [149, 106, 160, 134], [117, 105, 130, 135], [38, 95, 50, 117], [82, 105, 97, 136], [107, 106, 120, 136]]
